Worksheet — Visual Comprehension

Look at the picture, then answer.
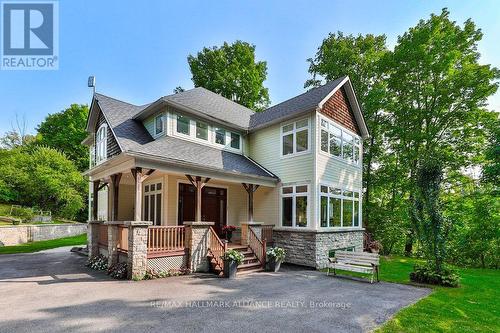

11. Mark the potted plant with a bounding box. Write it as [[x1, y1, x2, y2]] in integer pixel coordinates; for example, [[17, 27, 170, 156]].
[[221, 249, 244, 278], [222, 225, 237, 242], [369, 240, 383, 254], [266, 247, 286, 272]]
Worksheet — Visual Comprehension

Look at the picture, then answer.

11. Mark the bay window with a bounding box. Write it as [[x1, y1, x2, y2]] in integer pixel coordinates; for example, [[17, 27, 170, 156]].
[[319, 185, 361, 228], [320, 117, 361, 165], [281, 118, 309, 156], [281, 184, 308, 227]]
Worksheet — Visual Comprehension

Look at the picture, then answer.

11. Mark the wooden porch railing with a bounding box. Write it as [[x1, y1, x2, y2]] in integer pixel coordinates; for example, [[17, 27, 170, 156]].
[[261, 225, 274, 243], [147, 226, 186, 258], [117, 225, 128, 253], [208, 226, 227, 272], [97, 224, 108, 248], [248, 226, 266, 268]]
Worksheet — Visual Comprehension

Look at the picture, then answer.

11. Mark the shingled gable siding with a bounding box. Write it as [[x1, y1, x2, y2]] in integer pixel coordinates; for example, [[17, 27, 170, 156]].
[[320, 87, 360, 135], [94, 108, 121, 159]]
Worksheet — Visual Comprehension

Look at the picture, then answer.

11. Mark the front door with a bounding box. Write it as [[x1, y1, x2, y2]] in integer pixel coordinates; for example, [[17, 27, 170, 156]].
[[178, 183, 227, 235]]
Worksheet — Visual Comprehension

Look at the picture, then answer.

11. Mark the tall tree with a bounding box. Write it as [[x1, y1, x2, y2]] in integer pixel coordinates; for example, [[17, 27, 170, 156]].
[[385, 8, 499, 253], [188, 41, 270, 111], [306, 32, 389, 230], [36, 104, 89, 171]]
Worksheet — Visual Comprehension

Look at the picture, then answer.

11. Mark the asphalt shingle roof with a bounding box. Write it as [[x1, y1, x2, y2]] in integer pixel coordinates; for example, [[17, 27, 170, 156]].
[[93, 93, 275, 180], [141, 87, 255, 129], [249, 76, 346, 129]]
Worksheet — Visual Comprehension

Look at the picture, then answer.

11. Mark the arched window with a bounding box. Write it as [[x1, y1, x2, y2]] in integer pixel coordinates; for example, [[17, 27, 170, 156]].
[[95, 124, 107, 164]]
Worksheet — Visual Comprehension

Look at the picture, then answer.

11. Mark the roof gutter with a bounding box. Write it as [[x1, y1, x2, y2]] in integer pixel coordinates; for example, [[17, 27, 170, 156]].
[[124, 150, 279, 185]]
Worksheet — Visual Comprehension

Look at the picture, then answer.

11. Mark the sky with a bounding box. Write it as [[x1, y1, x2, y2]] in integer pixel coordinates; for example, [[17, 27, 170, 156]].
[[0, 0, 499, 135]]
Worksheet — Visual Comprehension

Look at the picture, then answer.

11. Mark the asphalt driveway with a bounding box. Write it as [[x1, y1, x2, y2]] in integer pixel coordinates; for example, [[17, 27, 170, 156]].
[[0, 247, 430, 333]]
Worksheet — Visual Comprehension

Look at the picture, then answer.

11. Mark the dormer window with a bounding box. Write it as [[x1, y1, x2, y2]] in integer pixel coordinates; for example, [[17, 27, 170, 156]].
[[155, 114, 164, 136], [176, 115, 190, 135], [215, 128, 226, 145], [196, 121, 208, 140], [95, 124, 107, 164], [230, 133, 240, 149]]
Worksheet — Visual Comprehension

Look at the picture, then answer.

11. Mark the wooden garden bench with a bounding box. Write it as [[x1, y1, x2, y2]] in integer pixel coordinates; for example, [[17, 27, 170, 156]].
[[327, 250, 380, 283]]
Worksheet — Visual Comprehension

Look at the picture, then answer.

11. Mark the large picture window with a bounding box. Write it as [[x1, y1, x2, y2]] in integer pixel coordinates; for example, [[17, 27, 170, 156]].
[[281, 118, 309, 156], [95, 124, 107, 164], [320, 117, 361, 165], [281, 184, 308, 227], [144, 182, 162, 226], [319, 185, 361, 228]]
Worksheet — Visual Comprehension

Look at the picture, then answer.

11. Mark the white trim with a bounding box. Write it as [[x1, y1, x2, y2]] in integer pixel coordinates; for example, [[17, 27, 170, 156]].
[[318, 113, 362, 168], [95, 123, 108, 165], [279, 183, 310, 228], [153, 113, 165, 138], [143, 179, 164, 226], [318, 76, 349, 109], [280, 117, 311, 158], [317, 76, 369, 139], [171, 112, 243, 154], [318, 182, 362, 229]]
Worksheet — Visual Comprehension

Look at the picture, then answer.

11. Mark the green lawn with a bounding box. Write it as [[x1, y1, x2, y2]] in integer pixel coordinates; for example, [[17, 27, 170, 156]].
[[328, 256, 500, 332], [0, 234, 87, 254]]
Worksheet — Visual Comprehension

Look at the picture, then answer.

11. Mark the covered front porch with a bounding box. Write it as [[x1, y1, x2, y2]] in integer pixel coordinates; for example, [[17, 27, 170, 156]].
[[87, 154, 278, 278]]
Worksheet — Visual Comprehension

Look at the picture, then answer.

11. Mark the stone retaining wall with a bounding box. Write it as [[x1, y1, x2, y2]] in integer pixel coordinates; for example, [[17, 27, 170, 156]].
[[273, 229, 364, 269], [0, 223, 87, 246]]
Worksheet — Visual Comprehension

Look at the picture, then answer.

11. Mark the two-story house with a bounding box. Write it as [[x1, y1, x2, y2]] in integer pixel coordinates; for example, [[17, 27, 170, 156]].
[[83, 76, 369, 269]]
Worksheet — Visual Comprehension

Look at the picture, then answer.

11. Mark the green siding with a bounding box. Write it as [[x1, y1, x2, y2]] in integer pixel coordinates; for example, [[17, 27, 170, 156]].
[[248, 113, 315, 184]]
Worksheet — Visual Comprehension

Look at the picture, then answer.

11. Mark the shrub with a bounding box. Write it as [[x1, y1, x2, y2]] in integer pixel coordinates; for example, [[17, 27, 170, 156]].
[[107, 262, 128, 279], [410, 263, 460, 287], [144, 267, 190, 280], [11, 206, 34, 223], [221, 249, 244, 265], [266, 247, 286, 261], [86, 255, 108, 271]]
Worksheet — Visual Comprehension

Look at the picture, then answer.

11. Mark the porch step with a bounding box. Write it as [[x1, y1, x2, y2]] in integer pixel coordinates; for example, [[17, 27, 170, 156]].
[[238, 261, 263, 271], [237, 267, 264, 275], [207, 243, 265, 277]]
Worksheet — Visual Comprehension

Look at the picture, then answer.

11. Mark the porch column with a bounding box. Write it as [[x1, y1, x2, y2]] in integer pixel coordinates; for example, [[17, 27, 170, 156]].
[[242, 183, 260, 223], [186, 175, 210, 222], [87, 220, 100, 257], [131, 168, 155, 221], [126, 220, 152, 280], [110, 173, 122, 221], [92, 180, 100, 221], [184, 221, 214, 272], [106, 222, 119, 267]]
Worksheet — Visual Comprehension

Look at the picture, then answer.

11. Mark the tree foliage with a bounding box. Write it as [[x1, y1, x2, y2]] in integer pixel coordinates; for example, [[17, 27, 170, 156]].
[[188, 40, 270, 111], [0, 147, 86, 219], [307, 9, 499, 268], [36, 104, 89, 171]]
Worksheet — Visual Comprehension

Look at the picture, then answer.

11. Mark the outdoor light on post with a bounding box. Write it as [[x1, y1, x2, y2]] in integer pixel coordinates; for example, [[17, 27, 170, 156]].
[[88, 75, 96, 94]]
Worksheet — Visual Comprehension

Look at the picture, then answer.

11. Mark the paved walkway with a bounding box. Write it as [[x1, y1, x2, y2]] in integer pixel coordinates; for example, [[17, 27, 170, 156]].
[[0, 247, 430, 333]]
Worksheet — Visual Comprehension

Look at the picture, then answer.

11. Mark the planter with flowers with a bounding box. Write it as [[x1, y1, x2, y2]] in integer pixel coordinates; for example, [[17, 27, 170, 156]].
[[266, 247, 286, 272], [221, 249, 244, 278], [222, 225, 237, 242]]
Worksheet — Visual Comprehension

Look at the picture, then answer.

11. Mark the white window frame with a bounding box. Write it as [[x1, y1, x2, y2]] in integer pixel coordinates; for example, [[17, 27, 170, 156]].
[[319, 183, 362, 229], [280, 117, 310, 158], [154, 113, 165, 137], [143, 180, 163, 226], [171, 112, 242, 153], [95, 124, 107, 165], [280, 184, 309, 228], [319, 114, 362, 168]]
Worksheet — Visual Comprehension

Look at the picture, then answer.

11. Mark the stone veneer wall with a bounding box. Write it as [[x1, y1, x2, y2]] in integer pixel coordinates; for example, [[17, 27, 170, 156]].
[[273, 229, 364, 269], [0, 223, 87, 246]]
